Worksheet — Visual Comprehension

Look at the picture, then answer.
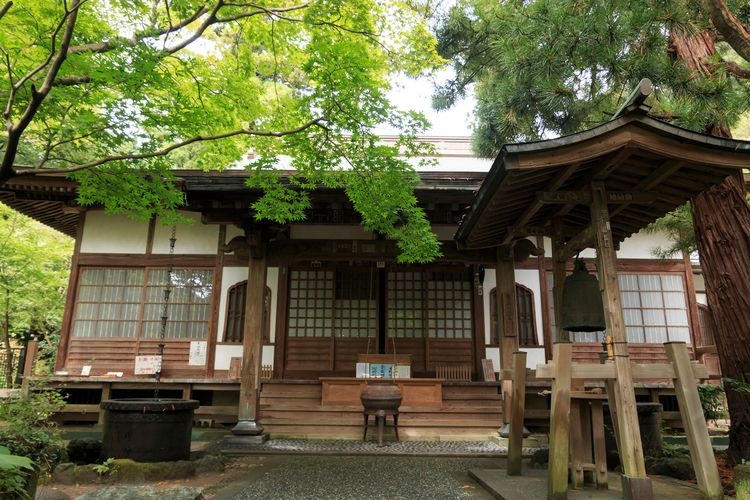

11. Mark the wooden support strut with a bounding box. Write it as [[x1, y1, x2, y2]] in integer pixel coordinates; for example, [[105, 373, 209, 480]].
[[664, 342, 723, 500], [232, 231, 268, 436], [507, 351, 527, 476], [589, 181, 650, 497], [547, 342, 572, 500]]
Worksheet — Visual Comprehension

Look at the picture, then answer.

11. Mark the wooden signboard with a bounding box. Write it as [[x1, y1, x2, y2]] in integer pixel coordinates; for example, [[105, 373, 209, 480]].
[[481, 359, 496, 382], [228, 357, 242, 378]]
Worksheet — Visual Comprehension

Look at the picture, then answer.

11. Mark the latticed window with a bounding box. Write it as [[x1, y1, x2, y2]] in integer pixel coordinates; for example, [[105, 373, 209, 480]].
[[546, 272, 690, 343], [388, 270, 473, 339], [334, 271, 376, 338], [619, 274, 689, 343], [387, 271, 425, 338], [223, 282, 272, 343], [425, 271, 473, 339], [72, 267, 213, 339], [488, 285, 539, 346], [288, 270, 334, 337]]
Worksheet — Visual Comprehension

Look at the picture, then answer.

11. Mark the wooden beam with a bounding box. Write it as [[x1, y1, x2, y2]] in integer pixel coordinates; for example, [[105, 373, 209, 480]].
[[548, 342, 572, 500], [536, 191, 657, 205], [590, 181, 649, 489], [507, 351, 527, 476], [535, 361, 709, 380], [554, 224, 596, 262], [501, 162, 580, 245], [665, 342, 723, 500], [609, 159, 685, 219]]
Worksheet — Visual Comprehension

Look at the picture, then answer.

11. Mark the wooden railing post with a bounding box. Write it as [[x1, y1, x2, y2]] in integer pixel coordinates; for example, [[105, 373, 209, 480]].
[[548, 341, 572, 499], [665, 342, 722, 500], [507, 351, 527, 476]]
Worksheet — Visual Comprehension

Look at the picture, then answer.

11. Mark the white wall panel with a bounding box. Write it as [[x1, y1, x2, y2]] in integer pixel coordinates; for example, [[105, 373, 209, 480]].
[[153, 212, 220, 254], [80, 212, 148, 254]]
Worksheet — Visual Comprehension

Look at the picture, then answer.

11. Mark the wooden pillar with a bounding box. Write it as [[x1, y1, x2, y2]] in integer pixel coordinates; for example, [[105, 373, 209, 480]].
[[507, 351, 527, 476], [589, 182, 650, 496], [551, 219, 568, 342], [232, 232, 268, 436], [548, 341, 572, 500], [665, 342, 722, 500], [496, 246, 518, 424]]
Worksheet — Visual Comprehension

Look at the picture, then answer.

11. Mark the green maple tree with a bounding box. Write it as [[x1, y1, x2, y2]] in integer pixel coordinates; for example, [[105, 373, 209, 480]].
[[0, 0, 446, 262]]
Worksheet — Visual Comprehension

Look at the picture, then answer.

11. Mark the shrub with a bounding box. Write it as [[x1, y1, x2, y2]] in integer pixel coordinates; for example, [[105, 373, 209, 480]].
[[697, 384, 727, 422], [0, 445, 34, 498], [0, 389, 65, 473]]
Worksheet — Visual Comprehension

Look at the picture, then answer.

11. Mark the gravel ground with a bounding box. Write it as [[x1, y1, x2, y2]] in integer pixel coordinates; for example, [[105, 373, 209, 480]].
[[215, 455, 503, 500]]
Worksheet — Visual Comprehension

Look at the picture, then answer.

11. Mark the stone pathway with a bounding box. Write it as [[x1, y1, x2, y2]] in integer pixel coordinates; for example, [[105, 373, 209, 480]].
[[215, 438, 543, 457], [212, 455, 502, 500]]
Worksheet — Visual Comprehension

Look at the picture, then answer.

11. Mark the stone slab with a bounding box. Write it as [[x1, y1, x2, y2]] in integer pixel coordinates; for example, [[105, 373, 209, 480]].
[[469, 469, 703, 500], [219, 433, 270, 453]]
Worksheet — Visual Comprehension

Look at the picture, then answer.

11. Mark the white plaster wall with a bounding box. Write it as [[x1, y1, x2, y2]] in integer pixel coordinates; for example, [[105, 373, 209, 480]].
[[214, 344, 243, 370], [213, 266, 280, 371], [225, 225, 245, 243], [213, 345, 276, 370], [484, 347, 500, 376], [540, 230, 682, 260], [153, 212, 220, 254], [80, 212, 149, 254], [521, 347, 546, 369]]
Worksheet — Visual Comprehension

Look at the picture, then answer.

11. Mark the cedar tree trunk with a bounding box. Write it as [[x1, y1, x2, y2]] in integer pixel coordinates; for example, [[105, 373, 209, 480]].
[[692, 174, 750, 465], [672, 27, 750, 465]]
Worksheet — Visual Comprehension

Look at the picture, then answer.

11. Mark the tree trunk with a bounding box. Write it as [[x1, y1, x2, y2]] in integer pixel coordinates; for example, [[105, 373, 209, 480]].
[[671, 27, 750, 465], [692, 174, 750, 465]]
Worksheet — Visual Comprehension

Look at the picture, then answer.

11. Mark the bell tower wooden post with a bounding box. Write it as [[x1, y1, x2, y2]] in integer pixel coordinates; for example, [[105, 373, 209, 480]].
[[590, 181, 651, 498], [495, 246, 519, 427], [231, 231, 268, 437]]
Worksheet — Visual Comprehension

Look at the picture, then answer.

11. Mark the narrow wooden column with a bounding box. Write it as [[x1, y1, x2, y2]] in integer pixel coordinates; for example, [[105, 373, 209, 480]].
[[551, 219, 568, 342], [589, 182, 650, 497], [21, 336, 39, 396], [232, 233, 268, 436], [495, 246, 518, 425], [548, 341, 572, 500], [665, 342, 722, 500], [507, 351, 527, 476]]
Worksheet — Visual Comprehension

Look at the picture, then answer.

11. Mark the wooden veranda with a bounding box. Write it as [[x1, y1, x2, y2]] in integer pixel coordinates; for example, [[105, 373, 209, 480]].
[[454, 81, 750, 500]]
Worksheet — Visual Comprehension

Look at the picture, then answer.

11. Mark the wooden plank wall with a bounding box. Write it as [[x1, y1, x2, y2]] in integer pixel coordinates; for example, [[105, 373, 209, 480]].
[[66, 338, 204, 376], [572, 343, 694, 364]]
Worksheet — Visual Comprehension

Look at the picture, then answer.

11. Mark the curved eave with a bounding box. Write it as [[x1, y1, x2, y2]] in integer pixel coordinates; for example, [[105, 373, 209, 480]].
[[455, 113, 750, 250]]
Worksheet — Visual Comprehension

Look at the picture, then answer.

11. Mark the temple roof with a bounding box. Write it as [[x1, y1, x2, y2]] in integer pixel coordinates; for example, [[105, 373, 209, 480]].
[[454, 108, 750, 251]]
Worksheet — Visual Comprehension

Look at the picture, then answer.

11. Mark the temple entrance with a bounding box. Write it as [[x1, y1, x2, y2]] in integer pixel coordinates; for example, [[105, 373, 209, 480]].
[[281, 264, 476, 378]]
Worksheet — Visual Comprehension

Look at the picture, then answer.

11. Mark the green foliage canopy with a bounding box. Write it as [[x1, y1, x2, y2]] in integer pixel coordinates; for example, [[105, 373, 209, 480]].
[[435, 0, 750, 155], [0, 0, 446, 262], [0, 203, 72, 337]]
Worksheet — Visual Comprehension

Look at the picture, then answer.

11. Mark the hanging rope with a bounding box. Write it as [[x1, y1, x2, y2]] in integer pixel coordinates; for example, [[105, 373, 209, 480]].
[[154, 225, 177, 400]]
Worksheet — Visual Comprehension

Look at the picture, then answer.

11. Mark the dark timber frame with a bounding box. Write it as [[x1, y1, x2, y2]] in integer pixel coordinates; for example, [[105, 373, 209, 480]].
[[455, 93, 747, 499]]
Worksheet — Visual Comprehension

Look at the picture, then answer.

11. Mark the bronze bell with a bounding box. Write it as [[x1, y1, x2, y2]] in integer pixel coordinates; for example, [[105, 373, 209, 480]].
[[561, 259, 606, 332]]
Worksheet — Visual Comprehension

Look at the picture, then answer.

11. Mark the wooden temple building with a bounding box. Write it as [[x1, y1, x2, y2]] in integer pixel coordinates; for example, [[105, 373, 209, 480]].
[[7, 100, 748, 445]]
